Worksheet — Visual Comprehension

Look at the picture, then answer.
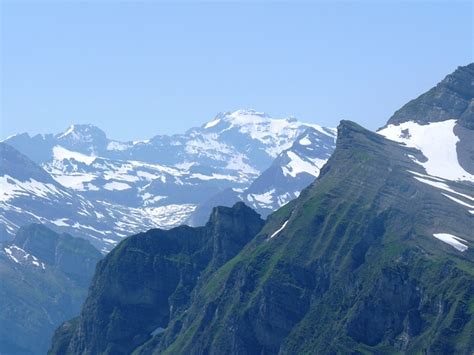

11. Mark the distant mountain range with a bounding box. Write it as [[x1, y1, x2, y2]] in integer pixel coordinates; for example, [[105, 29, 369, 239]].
[[49, 64, 474, 354], [1, 109, 336, 251], [187, 125, 335, 226]]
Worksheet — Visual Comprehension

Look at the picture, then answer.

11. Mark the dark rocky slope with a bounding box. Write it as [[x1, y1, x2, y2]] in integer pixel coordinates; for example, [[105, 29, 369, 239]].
[[386, 63, 473, 129], [51, 120, 473, 354], [0, 224, 101, 354], [49, 203, 264, 354]]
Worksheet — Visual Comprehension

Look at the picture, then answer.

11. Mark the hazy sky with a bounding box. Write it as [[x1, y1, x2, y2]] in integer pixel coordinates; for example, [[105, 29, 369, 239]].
[[1, 1, 472, 141]]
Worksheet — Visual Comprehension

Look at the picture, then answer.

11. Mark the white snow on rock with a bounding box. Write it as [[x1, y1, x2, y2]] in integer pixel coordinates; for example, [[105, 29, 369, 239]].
[[0, 176, 64, 202], [51, 218, 70, 227], [432, 233, 469, 252], [190, 173, 238, 181], [204, 118, 221, 129], [52, 173, 96, 190], [218, 109, 333, 157], [103, 181, 132, 191], [248, 189, 275, 205], [442, 193, 474, 209], [299, 137, 312, 146], [412, 175, 474, 202], [53, 145, 96, 165], [282, 151, 323, 178], [3, 245, 46, 269], [107, 141, 131, 151], [269, 220, 289, 239], [140, 204, 196, 228], [56, 125, 76, 139], [378, 120, 474, 182], [409, 171, 474, 216]]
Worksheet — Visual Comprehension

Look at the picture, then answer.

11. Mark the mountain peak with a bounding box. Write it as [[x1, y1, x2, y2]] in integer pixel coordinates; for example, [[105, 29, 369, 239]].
[[202, 109, 270, 129], [337, 120, 369, 139], [222, 109, 271, 124], [441, 63, 474, 98], [56, 124, 107, 142], [230, 108, 269, 117], [386, 63, 474, 129]]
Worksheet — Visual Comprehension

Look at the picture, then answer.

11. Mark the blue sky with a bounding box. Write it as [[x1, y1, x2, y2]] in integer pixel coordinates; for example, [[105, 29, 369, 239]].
[[1, 1, 472, 141]]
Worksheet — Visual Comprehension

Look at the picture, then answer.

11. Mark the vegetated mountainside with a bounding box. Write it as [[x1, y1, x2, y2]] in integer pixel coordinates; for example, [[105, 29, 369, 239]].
[[187, 126, 335, 226], [151, 120, 473, 354], [50, 119, 474, 354], [1, 110, 335, 249], [50, 64, 474, 354], [0, 224, 102, 355], [49, 203, 264, 355]]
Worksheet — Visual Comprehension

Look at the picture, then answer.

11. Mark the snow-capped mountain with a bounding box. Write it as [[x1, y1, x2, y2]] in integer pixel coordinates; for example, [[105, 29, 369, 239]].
[[0, 143, 198, 252], [6, 109, 332, 170], [187, 126, 336, 225], [243, 126, 336, 211], [2, 110, 336, 250], [377, 63, 474, 217]]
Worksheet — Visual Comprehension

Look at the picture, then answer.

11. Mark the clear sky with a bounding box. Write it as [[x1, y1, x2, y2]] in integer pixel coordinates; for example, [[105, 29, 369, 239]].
[[1, 1, 472, 141]]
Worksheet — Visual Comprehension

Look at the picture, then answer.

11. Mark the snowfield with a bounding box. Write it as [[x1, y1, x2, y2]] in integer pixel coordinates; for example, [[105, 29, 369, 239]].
[[379, 120, 474, 182]]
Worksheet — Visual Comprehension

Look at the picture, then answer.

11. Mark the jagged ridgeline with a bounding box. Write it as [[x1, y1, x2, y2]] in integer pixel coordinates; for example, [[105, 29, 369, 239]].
[[50, 114, 474, 353]]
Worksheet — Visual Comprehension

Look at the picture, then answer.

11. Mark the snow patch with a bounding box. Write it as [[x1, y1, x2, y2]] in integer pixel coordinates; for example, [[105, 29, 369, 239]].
[[53, 146, 96, 165], [442, 194, 474, 209], [52, 218, 70, 227], [432, 233, 468, 252], [0, 176, 64, 202], [204, 118, 221, 129], [103, 181, 132, 191], [379, 120, 474, 182], [412, 176, 474, 202], [107, 141, 130, 151], [269, 220, 289, 239], [299, 137, 312, 146], [191, 173, 237, 181], [248, 190, 275, 205], [4, 245, 46, 269], [52, 173, 96, 190], [282, 151, 323, 178]]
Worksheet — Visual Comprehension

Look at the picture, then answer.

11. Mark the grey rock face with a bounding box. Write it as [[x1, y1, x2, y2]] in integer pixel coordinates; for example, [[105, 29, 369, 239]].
[[386, 63, 473, 129]]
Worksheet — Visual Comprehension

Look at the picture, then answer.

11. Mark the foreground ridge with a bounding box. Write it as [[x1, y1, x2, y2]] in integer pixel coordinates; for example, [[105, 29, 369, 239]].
[[50, 119, 474, 354]]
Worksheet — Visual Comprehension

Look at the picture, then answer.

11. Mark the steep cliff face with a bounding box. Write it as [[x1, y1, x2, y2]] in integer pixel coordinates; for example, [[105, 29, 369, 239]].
[[148, 121, 473, 354], [49, 203, 264, 354]]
